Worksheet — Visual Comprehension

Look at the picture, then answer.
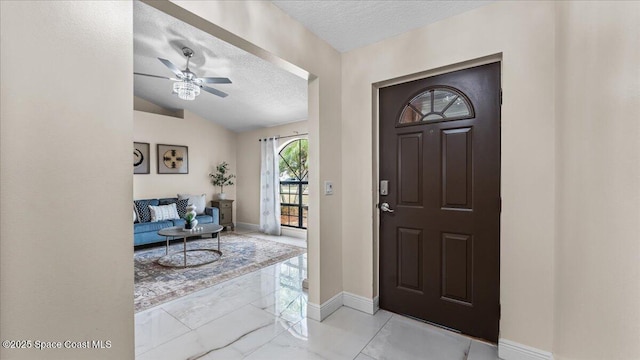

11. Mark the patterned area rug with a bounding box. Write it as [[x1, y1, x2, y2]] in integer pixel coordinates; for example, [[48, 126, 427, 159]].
[[134, 233, 306, 312]]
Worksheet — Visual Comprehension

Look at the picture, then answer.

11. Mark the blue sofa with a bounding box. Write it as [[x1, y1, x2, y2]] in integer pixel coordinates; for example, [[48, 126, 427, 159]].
[[134, 197, 219, 247]]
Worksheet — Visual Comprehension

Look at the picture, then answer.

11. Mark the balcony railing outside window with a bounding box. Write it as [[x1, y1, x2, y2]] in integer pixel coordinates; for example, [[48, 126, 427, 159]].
[[280, 180, 308, 229]]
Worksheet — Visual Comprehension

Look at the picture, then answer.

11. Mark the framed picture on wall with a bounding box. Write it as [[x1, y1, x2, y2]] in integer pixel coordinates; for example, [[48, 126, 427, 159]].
[[157, 144, 189, 174], [133, 142, 150, 174]]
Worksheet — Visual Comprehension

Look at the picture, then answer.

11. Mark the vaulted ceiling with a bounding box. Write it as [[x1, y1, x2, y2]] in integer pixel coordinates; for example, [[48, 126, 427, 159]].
[[133, 1, 308, 132]]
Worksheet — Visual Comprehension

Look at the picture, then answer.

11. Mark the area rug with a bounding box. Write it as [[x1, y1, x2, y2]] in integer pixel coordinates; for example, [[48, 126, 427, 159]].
[[134, 233, 306, 312]]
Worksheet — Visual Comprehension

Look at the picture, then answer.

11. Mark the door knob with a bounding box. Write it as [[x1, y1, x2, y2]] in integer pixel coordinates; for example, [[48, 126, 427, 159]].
[[379, 202, 395, 213]]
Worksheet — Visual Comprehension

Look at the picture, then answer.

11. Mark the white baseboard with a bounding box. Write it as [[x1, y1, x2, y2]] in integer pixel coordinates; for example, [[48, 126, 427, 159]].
[[236, 223, 307, 240], [498, 339, 554, 360], [281, 227, 307, 239], [308, 292, 380, 322], [307, 302, 321, 321], [307, 292, 343, 321], [343, 292, 377, 314], [235, 222, 259, 231]]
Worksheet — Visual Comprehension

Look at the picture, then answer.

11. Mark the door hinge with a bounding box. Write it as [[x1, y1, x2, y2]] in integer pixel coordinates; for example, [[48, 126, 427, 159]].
[[500, 89, 503, 105], [499, 198, 502, 213]]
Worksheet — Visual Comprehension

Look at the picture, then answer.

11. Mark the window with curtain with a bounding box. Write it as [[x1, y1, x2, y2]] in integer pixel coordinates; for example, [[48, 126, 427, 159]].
[[279, 139, 308, 229]]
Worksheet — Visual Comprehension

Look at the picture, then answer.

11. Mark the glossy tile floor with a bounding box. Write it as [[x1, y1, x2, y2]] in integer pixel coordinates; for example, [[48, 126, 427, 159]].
[[135, 231, 498, 360]]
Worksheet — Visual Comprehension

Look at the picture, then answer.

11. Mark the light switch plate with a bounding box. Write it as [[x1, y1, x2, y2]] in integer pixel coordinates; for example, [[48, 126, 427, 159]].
[[324, 181, 333, 195]]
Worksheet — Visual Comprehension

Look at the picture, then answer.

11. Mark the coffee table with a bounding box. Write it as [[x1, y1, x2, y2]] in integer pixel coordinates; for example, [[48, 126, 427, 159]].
[[157, 223, 224, 268]]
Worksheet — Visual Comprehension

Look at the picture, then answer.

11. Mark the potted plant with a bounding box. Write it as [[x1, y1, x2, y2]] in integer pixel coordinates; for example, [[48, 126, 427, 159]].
[[184, 212, 196, 230], [209, 161, 236, 200]]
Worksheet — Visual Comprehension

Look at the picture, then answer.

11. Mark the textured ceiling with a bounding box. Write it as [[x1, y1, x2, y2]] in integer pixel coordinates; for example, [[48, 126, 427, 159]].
[[272, 0, 494, 53], [134, 1, 494, 132], [134, 1, 308, 133]]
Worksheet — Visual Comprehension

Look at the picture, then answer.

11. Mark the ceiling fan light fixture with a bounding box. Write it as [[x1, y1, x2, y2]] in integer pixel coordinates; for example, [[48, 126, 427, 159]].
[[173, 80, 200, 101], [135, 47, 230, 100]]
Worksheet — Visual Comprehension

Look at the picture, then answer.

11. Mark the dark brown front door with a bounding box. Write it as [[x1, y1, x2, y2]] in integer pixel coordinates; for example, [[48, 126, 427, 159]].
[[379, 62, 501, 342]]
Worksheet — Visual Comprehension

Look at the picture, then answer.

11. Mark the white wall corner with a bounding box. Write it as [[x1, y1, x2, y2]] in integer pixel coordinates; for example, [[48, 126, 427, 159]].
[[343, 292, 377, 314], [498, 339, 554, 360], [306, 292, 343, 321], [236, 222, 260, 232]]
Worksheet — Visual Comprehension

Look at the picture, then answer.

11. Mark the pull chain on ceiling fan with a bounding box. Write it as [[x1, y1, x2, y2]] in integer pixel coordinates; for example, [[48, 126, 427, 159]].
[[134, 47, 232, 101]]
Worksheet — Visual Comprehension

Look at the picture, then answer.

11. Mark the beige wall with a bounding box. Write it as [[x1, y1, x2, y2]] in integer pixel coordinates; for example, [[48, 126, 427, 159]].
[[554, 2, 640, 359], [133, 110, 237, 212], [341, 0, 557, 351], [134, 96, 184, 119], [160, 0, 343, 305], [236, 121, 308, 226], [0, 1, 134, 359], [3, 2, 638, 359]]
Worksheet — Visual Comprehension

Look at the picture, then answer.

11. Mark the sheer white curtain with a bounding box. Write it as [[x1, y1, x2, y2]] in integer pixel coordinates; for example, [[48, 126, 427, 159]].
[[259, 137, 281, 235]]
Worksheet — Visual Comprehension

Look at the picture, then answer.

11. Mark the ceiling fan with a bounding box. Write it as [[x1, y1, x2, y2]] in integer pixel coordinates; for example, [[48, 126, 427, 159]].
[[134, 47, 231, 101]]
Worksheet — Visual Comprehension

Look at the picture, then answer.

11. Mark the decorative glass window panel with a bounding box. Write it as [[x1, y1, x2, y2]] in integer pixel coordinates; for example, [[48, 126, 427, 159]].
[[397, 87, 473, 126], [399, 106, 422, 124], [433, 89, 454, 112], [409, 92, 432, 114], [443, 97, 471, 118], [424, 113, 444, 121]]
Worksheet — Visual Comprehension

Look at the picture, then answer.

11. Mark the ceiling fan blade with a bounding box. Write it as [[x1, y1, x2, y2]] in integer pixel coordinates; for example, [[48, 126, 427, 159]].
[[158, 58, 185, 78], [200, 85, 228, 98], [134, 72, 171, 80], [198, 77, 232, 84]]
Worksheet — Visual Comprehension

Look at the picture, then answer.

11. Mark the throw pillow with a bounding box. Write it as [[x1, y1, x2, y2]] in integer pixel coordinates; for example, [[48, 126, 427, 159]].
[[177, 193, 206, 215], [165, 198, 189, 219], [133, 208, 137, 223], [149, 203, 180, 222], [134, 199, 155, 223]]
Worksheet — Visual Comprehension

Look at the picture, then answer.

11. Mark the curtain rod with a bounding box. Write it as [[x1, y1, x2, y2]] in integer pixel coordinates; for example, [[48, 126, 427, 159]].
[[258, 133, 308, 141]]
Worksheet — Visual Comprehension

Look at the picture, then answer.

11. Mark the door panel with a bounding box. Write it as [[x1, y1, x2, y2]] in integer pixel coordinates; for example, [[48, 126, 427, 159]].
[[398, 133, 423, 206], [441, 127, 473, 210], [441, 232, 473, 305], [379, 62, 500, 342], [397, 227, 424, 292]]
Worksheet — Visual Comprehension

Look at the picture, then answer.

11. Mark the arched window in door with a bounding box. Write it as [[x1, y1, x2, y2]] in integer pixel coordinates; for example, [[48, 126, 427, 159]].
[[279, 138, 308, 229], [398, 86, 474, 125]]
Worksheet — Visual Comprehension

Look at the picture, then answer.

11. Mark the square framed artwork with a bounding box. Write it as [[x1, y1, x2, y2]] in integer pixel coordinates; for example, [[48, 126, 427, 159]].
[[157, 144, 189, 174], [133, 142, 150, 174]]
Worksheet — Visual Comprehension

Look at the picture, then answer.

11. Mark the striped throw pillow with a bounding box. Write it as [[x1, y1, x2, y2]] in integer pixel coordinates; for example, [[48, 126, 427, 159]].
[[149, 203, 180, 222], [165, 198, 189, 218]]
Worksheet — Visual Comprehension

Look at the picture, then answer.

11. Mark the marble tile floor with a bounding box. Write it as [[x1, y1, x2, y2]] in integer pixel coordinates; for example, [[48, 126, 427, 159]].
[[234, 228, 307, 249], [135, 237, 498, 360]]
